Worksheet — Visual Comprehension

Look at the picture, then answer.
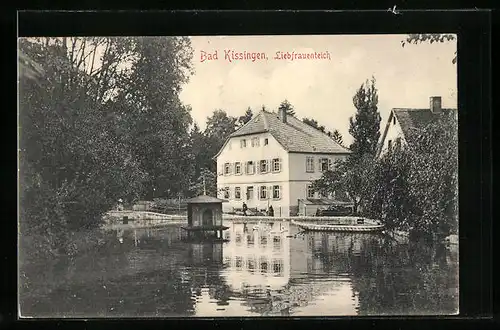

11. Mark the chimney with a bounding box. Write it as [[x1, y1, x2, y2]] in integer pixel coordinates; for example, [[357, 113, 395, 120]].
[[430, 96, 442, 114], [279, 108, 287, 123]]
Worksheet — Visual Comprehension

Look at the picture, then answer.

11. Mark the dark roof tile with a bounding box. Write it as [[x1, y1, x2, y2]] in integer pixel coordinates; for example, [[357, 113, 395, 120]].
[[228, 110, 350, 154]]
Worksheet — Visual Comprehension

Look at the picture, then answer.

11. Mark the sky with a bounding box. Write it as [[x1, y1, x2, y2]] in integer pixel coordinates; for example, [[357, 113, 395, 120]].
[[179, 35, 457, 145]]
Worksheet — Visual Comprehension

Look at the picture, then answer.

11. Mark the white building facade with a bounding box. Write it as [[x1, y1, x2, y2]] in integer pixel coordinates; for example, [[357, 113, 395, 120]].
[[215, 109, 350, 216]]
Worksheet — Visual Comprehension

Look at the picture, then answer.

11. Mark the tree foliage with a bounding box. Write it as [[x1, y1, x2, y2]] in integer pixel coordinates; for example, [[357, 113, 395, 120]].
[[312, 155, 377, 214], [401, 34, 457, 64], [278, 99, 295, 117], [349, 76, 381, 159], [203, 109, 238, 171], [118, 37, 194, 199], [302, 118, 325, 132], [330, 129, 344, 147], [19, 37, 194, 258], [189, 168, 218, 197], [238, 107, 253, 127]]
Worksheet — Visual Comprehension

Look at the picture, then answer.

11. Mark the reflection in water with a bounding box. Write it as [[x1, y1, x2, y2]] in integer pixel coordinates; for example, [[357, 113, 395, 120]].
[[19, 221, 458, 317]]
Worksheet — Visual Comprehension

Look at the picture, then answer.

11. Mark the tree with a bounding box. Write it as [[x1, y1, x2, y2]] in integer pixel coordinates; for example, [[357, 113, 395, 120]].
[[278, 99, 295, 117], [313, 77, 380, 213], [302, 118, 325, 132], [18, 50, 44, 82], [404, 111, 458, 239], [18, 36, 195, 261], [312, 155, 377, 214], [349, 77, 381, 158], [189, 168, 218, 197], [238, 107, 253, 127], [330, 129, 344, 146], [204, 110, 238, 171], [119, 37, 194, 199], [365, 110, 458, 240], [401, 34, 457, 64], [18, 37, 147, 240]]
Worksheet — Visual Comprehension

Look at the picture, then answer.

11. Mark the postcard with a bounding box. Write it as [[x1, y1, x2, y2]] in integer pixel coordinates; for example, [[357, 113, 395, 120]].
[[18, 34, 458, 318]]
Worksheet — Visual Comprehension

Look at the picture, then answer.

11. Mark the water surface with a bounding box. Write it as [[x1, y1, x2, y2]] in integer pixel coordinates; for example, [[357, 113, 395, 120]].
[[19, 221, 458, 317]]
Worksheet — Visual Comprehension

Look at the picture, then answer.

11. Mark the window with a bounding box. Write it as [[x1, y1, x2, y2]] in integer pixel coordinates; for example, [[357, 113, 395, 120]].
[[260, 186, 267, 199], [224, 163, 231, 175], [223, 187, 230, 199], [264, 138, 269, 146], [260, 235, 268, 247], [272, 158, 281, 172], [307, 185, 315, 198], [393, 116, 396, 125], [235, 187, 241, 200], [240, 139, 247, 148], [247, 258, 256, 272], [247, 234, 254, 246], [235, 162, 242, 175], [236, 256, 243, 269], [260, 256, 268, 273], [395, 137, 402, 149], [259, 160, 269, 173], [272, 185, 281, 199], [251, 137, 260, 147], [272, 259, 283, 275], [273, 237, 282, 251], [246, 161, 255, 174], [388, 140, 392, 150], [306, 157, 315, 172], [247, 186, 254, 200], [320, 158, 329, 172]]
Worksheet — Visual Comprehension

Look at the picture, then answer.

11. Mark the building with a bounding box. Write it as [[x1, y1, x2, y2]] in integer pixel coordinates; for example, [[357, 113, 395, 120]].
[[376, 96, 457, 157], [221, 221, 291, 292], [214, 108, 351, 216], [181, 195, 229, 240]]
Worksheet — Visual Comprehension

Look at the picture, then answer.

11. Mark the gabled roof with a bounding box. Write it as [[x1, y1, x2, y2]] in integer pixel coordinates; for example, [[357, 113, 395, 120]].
[[215, 110, 350, 158], [186, 195, 227, 204], [377, 107, 457, 155]]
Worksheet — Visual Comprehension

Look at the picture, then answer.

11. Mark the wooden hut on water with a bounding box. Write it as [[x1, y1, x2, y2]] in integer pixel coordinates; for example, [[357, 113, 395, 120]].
[[181, 195, 229, 240]]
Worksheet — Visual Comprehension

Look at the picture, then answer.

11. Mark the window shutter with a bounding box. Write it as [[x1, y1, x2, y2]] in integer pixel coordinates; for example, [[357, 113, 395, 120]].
[[256, 160, 260, 174], [328, 158, 333, 170], [279, 158, 282, 172], [268, 159, 272, 173], [269, 185, 273, 199], [279, 185, 282, 200], [318, 158, 322, 172]]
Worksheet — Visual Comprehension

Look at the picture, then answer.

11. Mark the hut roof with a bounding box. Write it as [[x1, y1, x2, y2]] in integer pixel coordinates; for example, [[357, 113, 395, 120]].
[[185, 195, 228, 204]]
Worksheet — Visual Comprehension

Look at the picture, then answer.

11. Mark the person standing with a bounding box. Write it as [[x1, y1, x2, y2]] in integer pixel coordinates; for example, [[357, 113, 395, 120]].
[[268, 205, 274, 217], [242, 202, 248, 216]]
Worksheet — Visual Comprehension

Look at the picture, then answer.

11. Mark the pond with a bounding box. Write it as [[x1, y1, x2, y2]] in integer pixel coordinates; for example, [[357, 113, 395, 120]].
[[19, 220, 458, 317]]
